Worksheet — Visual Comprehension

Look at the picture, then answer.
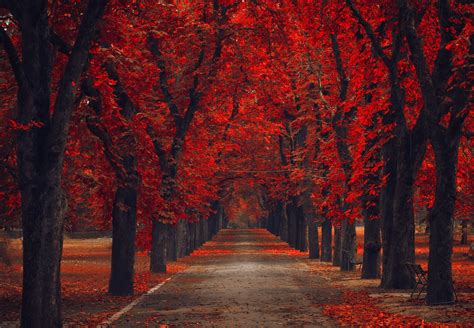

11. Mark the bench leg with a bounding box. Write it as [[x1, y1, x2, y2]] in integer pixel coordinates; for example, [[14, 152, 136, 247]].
[[410, 281, 420, 298], [417, 284, 426, 299]]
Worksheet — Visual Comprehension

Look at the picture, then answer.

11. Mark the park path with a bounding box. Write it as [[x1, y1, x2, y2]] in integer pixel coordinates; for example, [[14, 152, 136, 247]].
[[113, 229, 340, 327]]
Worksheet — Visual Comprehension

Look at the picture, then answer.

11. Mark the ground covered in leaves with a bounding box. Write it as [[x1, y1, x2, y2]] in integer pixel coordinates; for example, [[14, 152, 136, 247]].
[[0, 228, 473, 327], [302, 228, 474, 327], [0, 237, 188, 326]]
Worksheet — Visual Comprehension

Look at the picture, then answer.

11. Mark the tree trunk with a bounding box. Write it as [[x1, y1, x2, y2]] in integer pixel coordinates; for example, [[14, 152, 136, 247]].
[[150, 221, 168, 272], [460, 220, 468, 245], [279, 203, 288, 242], [189, 222, 195, 253], [267, 211, 274, 233], [14, 2, 108, 325], [297, 206, 307, 252], [184, 221, 191, 256], [287, 202, 297, 248], [321, 218, 332, 262], [308, 219, 320, 259], [176, 219, 186, 258], [362, 217, 381, 279], [332, 226, 341, 266], [382, 138, 417, 289], [201, 219, 209, 244], [380, 138, 398, 288], [426, 135, 459, 304], [217, 204, 223, 232], [194, 221, 201, 249], [167, 226, 177, 261], [273, 206, 281, 237], [340, 219, 356, 271], [108, 186, 137, 295], [20, 173, 66, 327]]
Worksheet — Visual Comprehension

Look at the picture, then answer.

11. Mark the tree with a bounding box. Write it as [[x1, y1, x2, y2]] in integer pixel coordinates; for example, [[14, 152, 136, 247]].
[[0, 0, 108, 325]]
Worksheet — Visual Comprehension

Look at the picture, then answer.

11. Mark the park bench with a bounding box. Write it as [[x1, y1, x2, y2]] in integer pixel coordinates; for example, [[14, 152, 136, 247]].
[[341, 249, 363, 271], [405, 262, 427, 299], [405, 262, 458, 303]]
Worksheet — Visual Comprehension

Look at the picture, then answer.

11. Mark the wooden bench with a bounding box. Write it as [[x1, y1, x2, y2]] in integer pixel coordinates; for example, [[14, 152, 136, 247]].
[[342, 249, 362, 271], [405, 262, 459, 303], [405, 262, 427, 299]]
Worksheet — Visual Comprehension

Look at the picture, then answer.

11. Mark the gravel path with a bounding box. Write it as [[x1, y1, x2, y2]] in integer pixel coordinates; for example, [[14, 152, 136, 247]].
[[113, 229, 340, 327]]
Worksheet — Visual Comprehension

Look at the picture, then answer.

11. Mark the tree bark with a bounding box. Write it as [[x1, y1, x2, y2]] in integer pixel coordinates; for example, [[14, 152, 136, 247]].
[[426, 133, 460, 304], [279, 203, 289, 242], [381, 134, 421, 288], [201, 218, 209, 244], [6, 2, 109, 326], [287, 202, 297, 248], [297, 206, 307, 252], [460, 220, 468, 245], [150, 221, 168, 272], [167, 226, 177, 261], [108, 186, 137, 295], [308, 219, 320, 259], [340, 219, 356, 271], [362, 217, 381, 279], [333, 226, 342, 266], [321, 218, 332, 262], [176, 219, 186, 258]]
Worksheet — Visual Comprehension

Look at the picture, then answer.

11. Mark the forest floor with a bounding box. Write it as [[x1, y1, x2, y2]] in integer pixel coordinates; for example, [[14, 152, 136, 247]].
[[0, 228, 472, 327]]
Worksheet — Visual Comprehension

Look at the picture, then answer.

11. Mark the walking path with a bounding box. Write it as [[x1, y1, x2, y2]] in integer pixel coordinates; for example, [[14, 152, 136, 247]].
[[113, 229, 340, 327]]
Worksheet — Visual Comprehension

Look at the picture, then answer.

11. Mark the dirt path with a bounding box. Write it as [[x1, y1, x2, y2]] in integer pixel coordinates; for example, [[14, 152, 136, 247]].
[[112, 229, 339, 327]]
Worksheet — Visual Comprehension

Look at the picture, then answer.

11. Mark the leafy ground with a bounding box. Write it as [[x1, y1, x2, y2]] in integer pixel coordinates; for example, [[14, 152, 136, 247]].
[[302, 228, 474, 327], [0, 228, 472, 327], [0, 237, 188, 326]]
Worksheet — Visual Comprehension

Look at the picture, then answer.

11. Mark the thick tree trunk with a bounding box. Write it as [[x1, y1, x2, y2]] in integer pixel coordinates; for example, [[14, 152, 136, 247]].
[[321, 218, 332, 262], [273, 206, 281, 237], [189, 222, 196, 253], [380, 139, 398, 288], [201, 219, 209, 244], [460, 220, 468, 245], [296, 206, 307, 252], [194, 222, 200, 250], [279, 203, 288, 242], [426, 136, 459, 304], [308, 219, 320, 259], [340, 220, 356, 271], [150, 221, 168, 272], [362, 217, 381, 279], [382, 138, 417, 289], [20, 173, 66, 327], [108, 186, 137, 295], [184, 222, 193, 256], [287, 202, 297, 248], [176, 219, 185, 258], [217, 204, 223, 232], [167, 226, 177, 261], [14, 2, 108, 325], [332, 226, 341, 266]]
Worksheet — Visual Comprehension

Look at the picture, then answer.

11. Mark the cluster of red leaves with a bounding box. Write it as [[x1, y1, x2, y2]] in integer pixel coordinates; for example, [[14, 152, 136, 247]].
[[323, 290, 472, 328]]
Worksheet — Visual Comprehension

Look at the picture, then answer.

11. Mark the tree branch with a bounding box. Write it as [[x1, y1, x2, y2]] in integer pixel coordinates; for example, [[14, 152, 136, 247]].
[[146, 124, 169, 173], [147, 35, 181, 127], [0, 27, 27, 89], [50, 0, 108, 144], [50, 29, 72, 55], [346, 0, 391, 67]]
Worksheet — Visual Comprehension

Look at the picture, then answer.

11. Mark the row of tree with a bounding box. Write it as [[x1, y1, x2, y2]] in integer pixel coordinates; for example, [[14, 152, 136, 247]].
[[0, 0, 472, 326]]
